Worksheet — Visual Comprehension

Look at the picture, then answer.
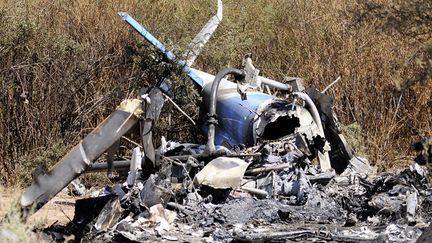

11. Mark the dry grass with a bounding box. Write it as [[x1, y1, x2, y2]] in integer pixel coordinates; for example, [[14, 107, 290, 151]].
[[0, 186, 76, 242], [0, 186, 33, 242], [0, 0, 431, 185]]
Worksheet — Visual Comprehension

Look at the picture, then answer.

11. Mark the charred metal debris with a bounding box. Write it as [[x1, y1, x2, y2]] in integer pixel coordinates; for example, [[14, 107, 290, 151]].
[[18, 1, 431, 242]]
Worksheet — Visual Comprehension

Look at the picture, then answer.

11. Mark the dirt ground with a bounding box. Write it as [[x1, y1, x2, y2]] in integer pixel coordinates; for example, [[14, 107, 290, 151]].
[[0, 189, 76, 227]]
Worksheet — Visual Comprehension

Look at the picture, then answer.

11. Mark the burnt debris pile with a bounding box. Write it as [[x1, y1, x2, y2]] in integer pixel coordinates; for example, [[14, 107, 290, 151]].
[[40, 139, 432, 242]]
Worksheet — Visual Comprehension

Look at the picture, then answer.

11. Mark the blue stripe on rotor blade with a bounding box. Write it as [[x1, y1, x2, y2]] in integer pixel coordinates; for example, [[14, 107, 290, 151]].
[[118, 12, 204, 87]]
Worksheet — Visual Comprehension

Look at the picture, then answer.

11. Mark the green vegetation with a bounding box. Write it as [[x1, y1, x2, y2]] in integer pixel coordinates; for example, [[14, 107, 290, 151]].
[[18, 141, 70, 184], [0, 187, 35, 242], [0, 0, 431, 185]]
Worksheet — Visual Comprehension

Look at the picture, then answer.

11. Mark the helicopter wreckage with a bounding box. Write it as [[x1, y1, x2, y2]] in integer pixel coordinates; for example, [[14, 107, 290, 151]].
[[17, 1, 432, 242]]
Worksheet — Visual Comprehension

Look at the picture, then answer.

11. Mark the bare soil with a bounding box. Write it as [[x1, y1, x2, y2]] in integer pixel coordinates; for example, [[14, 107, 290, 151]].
[[0, 190, 75, 227]]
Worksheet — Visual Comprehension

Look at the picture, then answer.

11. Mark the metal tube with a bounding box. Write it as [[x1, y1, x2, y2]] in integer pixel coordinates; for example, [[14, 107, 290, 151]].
[[85, 160, 132, 173], [293, 93, 325, 137], [293, 92, 331, 171], [246, 163, 291, 175], [205, 68, 245, 154], [240, 187, 269, 198], [259, 76, 291, 91]]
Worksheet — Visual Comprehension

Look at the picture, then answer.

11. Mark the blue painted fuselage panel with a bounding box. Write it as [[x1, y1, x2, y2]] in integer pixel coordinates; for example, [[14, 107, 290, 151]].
[[209, 92, 273, 146]]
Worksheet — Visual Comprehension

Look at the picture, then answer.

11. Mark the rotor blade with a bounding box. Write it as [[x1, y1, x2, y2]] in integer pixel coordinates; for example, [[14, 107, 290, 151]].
[[118, 12, 205, 88], [183, 0, 223, 66]]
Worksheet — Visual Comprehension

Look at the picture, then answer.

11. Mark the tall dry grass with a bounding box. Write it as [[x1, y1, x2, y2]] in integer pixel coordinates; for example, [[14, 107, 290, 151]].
[[0, 0, 430, 185]]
